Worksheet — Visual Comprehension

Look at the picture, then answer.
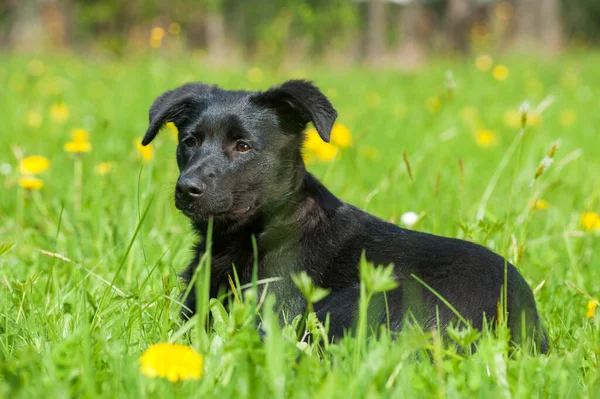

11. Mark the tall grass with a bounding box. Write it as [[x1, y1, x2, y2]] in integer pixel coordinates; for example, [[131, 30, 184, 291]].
[[1, 53, 599, 397]]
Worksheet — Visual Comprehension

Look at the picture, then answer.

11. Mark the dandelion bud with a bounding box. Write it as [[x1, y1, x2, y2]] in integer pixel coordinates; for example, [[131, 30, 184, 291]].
[[534, 156, 553, 180], [547, 139, 561, 158], [587, 299, 598, 318], [519, 102, 530, 128], [532, 140, 560, 184]]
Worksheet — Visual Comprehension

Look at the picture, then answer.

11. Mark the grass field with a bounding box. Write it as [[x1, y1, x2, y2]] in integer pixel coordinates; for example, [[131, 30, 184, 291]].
[[1, 53, 599, 398]]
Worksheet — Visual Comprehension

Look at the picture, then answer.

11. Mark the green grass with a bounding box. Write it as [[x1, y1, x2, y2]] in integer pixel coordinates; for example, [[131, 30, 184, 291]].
[[1, 52, 600, 398]]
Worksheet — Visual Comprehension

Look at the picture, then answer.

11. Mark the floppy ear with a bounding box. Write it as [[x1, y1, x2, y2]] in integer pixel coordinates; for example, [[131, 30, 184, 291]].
[[251, 80, 337, 142], [142, 83, 212, 146]]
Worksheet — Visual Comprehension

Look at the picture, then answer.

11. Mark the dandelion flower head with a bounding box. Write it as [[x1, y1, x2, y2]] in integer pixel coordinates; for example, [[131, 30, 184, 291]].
[[140, 343, 203, 383]]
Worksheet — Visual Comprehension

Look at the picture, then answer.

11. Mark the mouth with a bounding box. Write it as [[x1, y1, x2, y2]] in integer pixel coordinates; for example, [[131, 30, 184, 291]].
[[175, 187, 259, 220], [176, 199, 256, 220], [232, 206, 251, 215], [212, 204, 254, 217]]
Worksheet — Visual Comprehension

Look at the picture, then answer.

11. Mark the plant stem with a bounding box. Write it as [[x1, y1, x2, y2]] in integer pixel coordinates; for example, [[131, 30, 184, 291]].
[[74, 156, 83, 213], [16, 187, 24, 230]]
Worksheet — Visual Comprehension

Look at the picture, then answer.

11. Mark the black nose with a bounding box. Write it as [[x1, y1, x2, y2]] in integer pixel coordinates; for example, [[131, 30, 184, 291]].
[[176, 179, 206, 198]]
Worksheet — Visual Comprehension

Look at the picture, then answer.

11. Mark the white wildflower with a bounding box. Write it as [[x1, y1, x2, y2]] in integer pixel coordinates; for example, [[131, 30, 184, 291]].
[[401, 212, 419, 228], [0, 163, 12, 176]]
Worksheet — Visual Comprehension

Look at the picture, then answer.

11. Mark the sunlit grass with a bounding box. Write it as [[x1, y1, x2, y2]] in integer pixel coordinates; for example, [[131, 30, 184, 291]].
[[1, 53, 600, 397]]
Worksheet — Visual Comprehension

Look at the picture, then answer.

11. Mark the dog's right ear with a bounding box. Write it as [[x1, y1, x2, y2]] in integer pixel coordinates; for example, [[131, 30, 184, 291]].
[[142, 83, 212, 146], [251, 80, 337, 143]]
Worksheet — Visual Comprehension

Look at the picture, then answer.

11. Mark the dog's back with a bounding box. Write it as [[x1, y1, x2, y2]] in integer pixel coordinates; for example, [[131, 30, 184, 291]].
[[293, 174, 548, 352]]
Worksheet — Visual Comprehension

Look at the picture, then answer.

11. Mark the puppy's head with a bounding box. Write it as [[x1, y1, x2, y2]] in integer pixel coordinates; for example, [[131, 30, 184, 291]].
[[142, 80, 337, 223]]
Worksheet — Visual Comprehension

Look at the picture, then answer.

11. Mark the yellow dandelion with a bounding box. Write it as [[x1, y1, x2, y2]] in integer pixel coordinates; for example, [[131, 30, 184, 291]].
[[426, 96, 442, 114], [303, 123, 351, 162], [137, 139, 154, 162], [150, 27, 165, 48], [330, 123, 352, 148], [476, 129, 498, 147], [151, 27, 165, 40], [168, 22, 181, 35], [166, 122, 179, 141], [19, 176, 44, 190], [587, 300, 598, 318], [26, 111, 43, 128], [20, 156, 50, 175], [475, 55, 493, 71], [64, 140, 92, 153], [313, 142, 338, 161], [581, 212, 600, 232], [534, 199, 548, 210], [304, 129, 338, 161], [492, 65, 510, 81], [71, 128, 89, 142], [303, 151, 316, 164], [150, 38, 162, 48], [140, 343, 203, 382], [304, 128, 323, 149], [95, 162, 114, 176], [50, 103, 69, 123], [247, 67, 263, 84], [366, 92, 381, 108], [560, 109, 577, 127]]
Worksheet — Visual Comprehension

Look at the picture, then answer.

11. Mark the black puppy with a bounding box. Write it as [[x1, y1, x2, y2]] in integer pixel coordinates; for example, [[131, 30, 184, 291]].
[[142, 80, 547, 352]]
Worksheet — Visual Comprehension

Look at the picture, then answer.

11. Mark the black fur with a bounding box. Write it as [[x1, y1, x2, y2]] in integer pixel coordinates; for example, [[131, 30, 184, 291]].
[[143, 79, 547, 353]]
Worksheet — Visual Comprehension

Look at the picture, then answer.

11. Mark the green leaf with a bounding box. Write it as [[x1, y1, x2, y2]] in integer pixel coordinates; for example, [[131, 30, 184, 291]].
[[209, 298, 229, 324], [291, 271, 331, 304], [0, 243, 15, 257], [447, 323, 481, 349], [359, 254, 399, 295]]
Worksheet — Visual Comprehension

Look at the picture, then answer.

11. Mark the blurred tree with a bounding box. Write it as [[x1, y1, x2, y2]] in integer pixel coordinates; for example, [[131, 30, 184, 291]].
[[7, 0, 44, 51], [445, 0, 472, 53], [515, 0, 564, 55], [540, 0, 562, 55], [562, 0, 600, 45], [366, 0, 387, 65], [205, 0, 227, 62], [396, 0, 427, 68], [0, 0, 599, 60], [516, 0, 539, 46]]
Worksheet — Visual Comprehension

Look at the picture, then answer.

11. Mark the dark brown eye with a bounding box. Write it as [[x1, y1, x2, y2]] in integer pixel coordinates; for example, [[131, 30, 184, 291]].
[[183, 137, 197, 148], [236, 141, 251, 152]]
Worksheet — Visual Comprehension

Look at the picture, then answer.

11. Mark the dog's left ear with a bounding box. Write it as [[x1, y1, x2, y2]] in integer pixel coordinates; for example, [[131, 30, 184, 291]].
[[252, 80, 337, 142], [142, 83, 212, 146]]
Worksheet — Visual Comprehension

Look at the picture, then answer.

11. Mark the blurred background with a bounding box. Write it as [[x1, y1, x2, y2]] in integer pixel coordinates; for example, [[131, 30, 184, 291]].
[[0, 0, 597, 66]]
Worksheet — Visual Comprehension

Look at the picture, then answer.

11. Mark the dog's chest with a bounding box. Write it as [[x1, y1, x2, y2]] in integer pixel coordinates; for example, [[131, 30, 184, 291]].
[[259, 243, 303, 279], [209, 238, 302, 288]]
